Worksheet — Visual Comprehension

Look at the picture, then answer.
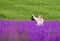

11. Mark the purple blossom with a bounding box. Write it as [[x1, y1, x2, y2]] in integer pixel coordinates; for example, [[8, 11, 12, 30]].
[[0, 20, 60, 41]]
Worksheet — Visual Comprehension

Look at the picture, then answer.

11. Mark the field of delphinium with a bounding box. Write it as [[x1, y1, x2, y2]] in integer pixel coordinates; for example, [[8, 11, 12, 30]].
[[0, 0, 60, 41], [0, 20, 60, 41]]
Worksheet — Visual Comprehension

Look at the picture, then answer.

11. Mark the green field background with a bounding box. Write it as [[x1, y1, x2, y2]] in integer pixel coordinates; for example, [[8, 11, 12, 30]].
[[0, 0, 60, 20]]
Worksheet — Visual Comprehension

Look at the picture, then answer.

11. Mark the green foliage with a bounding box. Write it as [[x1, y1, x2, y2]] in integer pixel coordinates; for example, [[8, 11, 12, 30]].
[[0, 0, 60, 20]]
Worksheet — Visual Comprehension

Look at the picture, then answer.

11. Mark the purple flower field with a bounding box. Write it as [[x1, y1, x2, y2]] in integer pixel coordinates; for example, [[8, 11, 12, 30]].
[[0, 20, 60, 41]]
